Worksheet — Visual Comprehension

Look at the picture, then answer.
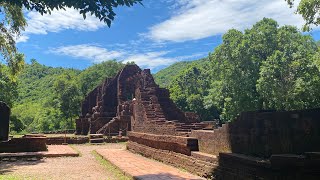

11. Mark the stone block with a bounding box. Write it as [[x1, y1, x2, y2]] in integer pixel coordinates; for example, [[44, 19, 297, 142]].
[[0, 102, 10, 142]]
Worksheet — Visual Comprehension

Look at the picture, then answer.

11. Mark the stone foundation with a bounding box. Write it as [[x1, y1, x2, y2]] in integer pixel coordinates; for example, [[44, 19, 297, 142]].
[[46, 136, 89, 145], [0, 137, 47, 153]]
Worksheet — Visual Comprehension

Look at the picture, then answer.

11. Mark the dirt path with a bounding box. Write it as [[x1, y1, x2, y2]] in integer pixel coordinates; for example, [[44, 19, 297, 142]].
[[97, 149, 204, 180], [0, 143, 126, 180]]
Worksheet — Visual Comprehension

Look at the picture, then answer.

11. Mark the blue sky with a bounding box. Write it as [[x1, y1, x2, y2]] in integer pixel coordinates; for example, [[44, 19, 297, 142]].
[[15, 0, 320, 73]]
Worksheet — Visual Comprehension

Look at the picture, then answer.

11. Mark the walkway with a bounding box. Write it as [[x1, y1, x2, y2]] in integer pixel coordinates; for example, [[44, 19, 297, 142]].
[[96, 149, 204, 180], [0, 144, 126, 180]]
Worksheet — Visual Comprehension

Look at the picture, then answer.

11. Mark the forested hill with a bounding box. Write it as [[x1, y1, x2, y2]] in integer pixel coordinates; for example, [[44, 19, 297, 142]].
[[154, 57, 220, 121], [11, 60, 126, 133], [154, 61, 193, 88]]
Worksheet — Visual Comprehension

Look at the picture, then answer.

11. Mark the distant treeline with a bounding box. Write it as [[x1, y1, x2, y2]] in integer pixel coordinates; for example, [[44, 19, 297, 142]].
[[155, 18, 320, 122]]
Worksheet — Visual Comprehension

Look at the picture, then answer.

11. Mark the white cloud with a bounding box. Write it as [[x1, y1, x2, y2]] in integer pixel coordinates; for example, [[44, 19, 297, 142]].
[[123, 51, 177, 69], [148, 0, 304, 42], [18, 8, 105, 43], [49, 44, 123, 63], [49, 44, 205, 70]]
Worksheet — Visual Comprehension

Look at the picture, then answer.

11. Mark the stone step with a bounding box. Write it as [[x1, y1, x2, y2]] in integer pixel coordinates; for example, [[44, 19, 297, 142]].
[[176, 132, 191, 136], [90, 138, 104, 143], [151, 119, 166, 123], [89, 134, 104, 139], [175, 129, 191, 132], [191, 152, 218, 165], [202, 128, 214, 130], [146, 115, 156, 119]]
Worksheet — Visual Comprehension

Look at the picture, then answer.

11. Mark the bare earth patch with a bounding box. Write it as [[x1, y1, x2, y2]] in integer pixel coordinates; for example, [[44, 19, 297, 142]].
[[0, 143, 126, 180]]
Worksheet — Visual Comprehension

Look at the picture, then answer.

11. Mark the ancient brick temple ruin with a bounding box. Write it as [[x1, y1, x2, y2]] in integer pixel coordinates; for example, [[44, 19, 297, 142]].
[[76, 65, 320, 179], [76, 64, 211, 136]]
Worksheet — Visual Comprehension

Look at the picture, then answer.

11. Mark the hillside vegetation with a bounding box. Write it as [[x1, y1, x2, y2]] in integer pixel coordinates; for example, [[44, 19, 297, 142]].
[[1, 18, 320, 133], [10, 60, 126, 133]]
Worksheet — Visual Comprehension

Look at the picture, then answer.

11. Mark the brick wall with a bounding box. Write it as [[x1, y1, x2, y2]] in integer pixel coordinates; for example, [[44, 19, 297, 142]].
[[0, 137, 47, 152], [191, 109, 320, 158], [128, 132, 198, 155]]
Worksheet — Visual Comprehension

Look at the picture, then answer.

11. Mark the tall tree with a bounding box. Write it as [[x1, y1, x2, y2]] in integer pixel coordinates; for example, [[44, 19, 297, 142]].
[[286, 0, 320, 30], [257, 26, 320, 109], [0, 54, 24, 106], [206, 18, 320, 121], [54, 73, 82, 128], [169, 59, 219, 121]]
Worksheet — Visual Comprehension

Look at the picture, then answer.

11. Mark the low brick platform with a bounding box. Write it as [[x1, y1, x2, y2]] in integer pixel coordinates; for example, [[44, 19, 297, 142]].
[[96, 149, 204, 180], [128, 131, 198, 155], [0, 145, 79, 159]]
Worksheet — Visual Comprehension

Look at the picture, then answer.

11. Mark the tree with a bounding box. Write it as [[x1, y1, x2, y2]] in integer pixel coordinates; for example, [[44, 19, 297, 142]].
[[0, 54, 24, 106], [286, 0, 320, 30], [79, 60, 125, 96], [169, 59, 219, 121], [3, 0, 142, 27], [54, 73, 82, 129], [0, 2, 26, 65], [257, 25, 320, 110], [205, 18, 320, 121]]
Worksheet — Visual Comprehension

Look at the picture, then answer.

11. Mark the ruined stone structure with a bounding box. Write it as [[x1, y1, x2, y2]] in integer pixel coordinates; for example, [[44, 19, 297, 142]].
[[76, 64, 211, 136], [0, 102, 47, 152], [128, 108, 320, 179], [76, 65, 320, 179], [0, 101, 10, 142]]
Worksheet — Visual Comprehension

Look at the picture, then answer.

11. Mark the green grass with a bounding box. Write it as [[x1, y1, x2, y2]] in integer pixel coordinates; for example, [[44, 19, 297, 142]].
[[92, 151, 132, 180]]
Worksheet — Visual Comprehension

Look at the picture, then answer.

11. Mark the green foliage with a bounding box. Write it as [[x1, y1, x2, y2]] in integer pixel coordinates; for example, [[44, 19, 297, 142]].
[[79, 60, 126, 95], [4, 0, 142, 27], [286, 0, 320, 31], [0, 2, 26, 64], [10, 59, 127, 133], [257, 26, 320, 109], [154, 61, 193, 88], [206, 18, 320, 121], [54, 73, 82, 129], [0, 54, 24, 106], [159, 18, 320, 122], [167, 58, 219, 121]]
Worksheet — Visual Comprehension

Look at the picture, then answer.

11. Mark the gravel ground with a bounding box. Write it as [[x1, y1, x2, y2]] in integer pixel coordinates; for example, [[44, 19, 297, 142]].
[[0, 143, 126, 180]]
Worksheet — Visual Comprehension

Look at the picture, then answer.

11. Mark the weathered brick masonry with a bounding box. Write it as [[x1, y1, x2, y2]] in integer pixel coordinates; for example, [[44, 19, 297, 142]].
[[76, 65, 209, 136], [76, 65, 320, 179]]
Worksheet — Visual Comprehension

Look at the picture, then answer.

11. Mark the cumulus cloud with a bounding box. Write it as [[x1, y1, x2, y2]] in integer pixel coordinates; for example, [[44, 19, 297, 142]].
[[123, 51, 177, 69], [148, 0, 304, 42], [49, 44, 123, 63], [49, 44, 205, 70], [18, 8, 105, 43]]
